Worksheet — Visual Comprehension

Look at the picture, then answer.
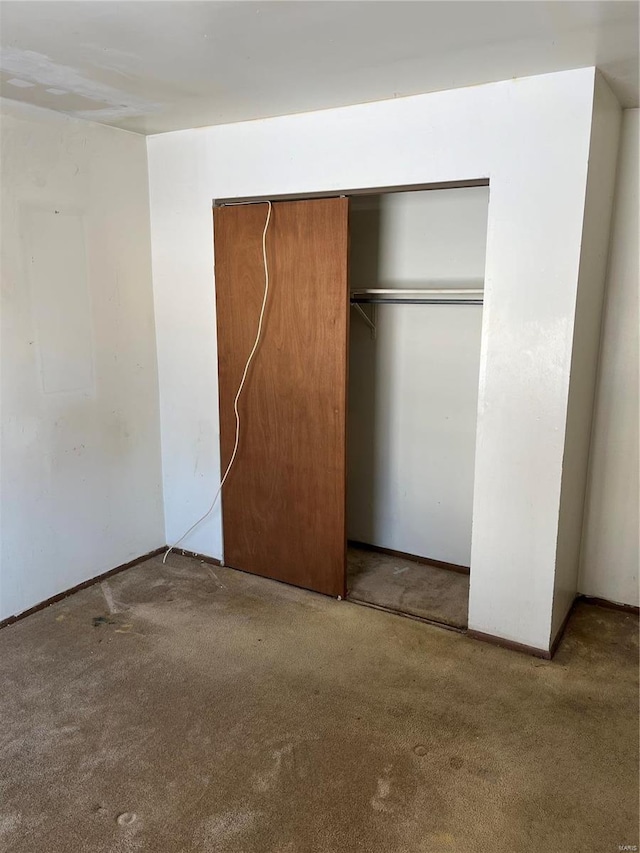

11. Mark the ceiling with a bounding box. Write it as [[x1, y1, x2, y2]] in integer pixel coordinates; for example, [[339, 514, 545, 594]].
[[0, 1, 638, 135]]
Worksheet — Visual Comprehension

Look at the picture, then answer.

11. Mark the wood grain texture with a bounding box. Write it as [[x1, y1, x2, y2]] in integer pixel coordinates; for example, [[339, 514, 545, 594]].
[[214, 198, 349, 597]]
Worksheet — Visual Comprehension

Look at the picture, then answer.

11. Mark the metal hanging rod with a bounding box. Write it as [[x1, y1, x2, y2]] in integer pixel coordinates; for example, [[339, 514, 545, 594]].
[[350, 288, 484, 305], [352, 297, 484, 305]]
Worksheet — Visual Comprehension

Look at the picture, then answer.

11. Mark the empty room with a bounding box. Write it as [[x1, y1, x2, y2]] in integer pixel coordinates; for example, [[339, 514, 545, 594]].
[[1, 3, 638, 852]]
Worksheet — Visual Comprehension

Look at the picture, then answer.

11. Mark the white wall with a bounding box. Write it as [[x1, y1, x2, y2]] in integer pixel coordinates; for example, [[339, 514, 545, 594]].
[[551, 76, 622, 639], [148, 68, 603, 651], [579, 109, 639, 608], [0, 99, 165, 621], [348, 188, 488, 566]]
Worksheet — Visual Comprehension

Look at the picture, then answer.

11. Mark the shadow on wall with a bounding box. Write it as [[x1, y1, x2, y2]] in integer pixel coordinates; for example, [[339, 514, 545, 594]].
[[347, 195, 382, 542]]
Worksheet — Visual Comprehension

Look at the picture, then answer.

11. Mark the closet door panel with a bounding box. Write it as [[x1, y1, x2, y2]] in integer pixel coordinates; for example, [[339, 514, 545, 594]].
[[214, 198, 349, 597]]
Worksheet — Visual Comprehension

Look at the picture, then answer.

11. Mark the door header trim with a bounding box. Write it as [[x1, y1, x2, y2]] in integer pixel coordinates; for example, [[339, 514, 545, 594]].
[[213, 178, 489, 207]]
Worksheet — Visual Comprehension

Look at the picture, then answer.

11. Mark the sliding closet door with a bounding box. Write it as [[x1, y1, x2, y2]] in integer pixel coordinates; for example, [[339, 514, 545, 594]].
[[214, 198, 349, 597]]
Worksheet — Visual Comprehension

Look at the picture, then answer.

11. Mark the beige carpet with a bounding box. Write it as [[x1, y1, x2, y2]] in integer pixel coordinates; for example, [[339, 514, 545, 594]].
[[0, 553, 637, 853], [347, 546, 469, 628]]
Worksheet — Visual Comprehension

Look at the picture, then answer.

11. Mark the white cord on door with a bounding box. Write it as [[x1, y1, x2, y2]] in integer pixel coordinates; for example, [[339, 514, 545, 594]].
[[162, 200, 273, 564]]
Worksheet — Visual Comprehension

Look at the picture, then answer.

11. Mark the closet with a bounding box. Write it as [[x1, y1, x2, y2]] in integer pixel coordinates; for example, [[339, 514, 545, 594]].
[[213, 185, 488, 628], [347, 188, 488, 629]]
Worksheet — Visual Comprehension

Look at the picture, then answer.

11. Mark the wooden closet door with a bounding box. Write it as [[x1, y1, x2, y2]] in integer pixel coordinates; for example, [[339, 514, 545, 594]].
[[214, 198, 349, 597]]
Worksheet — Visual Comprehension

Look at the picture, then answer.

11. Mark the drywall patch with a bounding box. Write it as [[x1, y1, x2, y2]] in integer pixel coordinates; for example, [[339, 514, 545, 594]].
[[22, 207, 94, 394], [0, 46, 161, 119]]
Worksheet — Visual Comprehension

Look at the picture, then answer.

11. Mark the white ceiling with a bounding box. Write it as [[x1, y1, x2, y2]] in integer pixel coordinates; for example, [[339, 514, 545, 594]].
[[0, 1, 638, 135]]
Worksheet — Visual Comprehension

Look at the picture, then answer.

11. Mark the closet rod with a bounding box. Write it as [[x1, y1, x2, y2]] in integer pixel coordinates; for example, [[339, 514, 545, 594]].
[[350, 288, 483, 306], [351, 297, 483, 305], [352, 288, 483, 296]]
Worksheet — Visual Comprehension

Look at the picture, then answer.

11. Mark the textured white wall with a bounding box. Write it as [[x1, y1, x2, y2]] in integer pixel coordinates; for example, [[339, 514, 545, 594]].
[[0, 99, 165, 621], [579, 109, 639, 608], [347, 188, 487, 566], [148, 69, 598, 651]]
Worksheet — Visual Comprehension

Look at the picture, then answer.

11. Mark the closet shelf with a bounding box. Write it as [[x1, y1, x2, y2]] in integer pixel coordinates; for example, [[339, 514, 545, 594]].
[[350, 288, 484, 305]]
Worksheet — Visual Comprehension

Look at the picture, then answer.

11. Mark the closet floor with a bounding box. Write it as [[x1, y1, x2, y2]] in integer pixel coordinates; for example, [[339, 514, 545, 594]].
[[347, 545, 469, 629]]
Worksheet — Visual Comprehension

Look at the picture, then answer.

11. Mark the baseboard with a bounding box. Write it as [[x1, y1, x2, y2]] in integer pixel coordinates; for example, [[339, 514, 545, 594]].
[[468, 596, 578, 660], [468, 593, 583, 660], [549, 596, 577, 658], [0, 546, 166, 631], [5, 545, 633, 661], [466, 629, 552, 660], [348, 540, 470, 575], [166, 548, 222, 567], [468, 594, 639, 662], [577, 594, 640, 615]]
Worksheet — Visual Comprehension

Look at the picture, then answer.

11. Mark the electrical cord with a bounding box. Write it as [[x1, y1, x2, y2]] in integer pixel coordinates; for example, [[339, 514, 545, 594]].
[[162, 200, 273, 564]]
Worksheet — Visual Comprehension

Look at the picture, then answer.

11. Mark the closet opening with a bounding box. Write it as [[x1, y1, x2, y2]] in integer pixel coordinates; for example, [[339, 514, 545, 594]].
[[346, 185, 489, 630]]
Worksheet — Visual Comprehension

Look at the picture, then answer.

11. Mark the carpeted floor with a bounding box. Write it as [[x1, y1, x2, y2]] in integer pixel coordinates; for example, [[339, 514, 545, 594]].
[[0, 553, 638, 853], [347, 546, 469, 628]]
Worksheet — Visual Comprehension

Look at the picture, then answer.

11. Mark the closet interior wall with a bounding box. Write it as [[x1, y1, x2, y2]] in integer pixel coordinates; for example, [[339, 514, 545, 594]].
[[347, 187, 489, 567]]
